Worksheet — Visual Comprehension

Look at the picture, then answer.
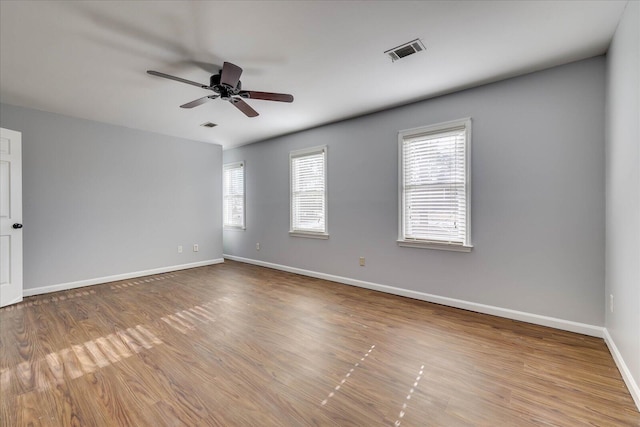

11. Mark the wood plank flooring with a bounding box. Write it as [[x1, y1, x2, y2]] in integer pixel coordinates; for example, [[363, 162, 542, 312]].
[[1, 260, 638, 426]]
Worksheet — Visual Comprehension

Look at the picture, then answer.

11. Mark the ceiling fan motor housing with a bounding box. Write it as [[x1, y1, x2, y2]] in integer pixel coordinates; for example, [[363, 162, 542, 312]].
[[210, 73, 242, 100]]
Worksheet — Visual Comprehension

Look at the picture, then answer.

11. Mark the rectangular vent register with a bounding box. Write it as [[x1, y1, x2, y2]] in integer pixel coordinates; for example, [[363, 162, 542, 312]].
[[385, 39, 426, 62]]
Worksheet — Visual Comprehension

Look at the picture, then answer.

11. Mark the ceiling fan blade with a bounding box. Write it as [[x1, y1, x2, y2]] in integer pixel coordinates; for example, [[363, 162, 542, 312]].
[[220, 62, 243, 88], [230, 98, 259, 117], [147, 70, 208, 88], [240, 91, 294, 103], [180, 95, 219, 109]]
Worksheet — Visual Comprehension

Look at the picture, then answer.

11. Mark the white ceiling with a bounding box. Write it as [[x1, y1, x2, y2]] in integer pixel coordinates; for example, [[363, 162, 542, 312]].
[[0, 1, 627, 149]]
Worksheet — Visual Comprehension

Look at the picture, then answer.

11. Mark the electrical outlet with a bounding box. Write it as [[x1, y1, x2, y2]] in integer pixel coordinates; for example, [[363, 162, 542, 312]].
[[256, 243, 260, 251], [610, 294, 614, 313], [177, 245, 183, 253], [359, 257, 365, 267], [193, 244, 199, 252]]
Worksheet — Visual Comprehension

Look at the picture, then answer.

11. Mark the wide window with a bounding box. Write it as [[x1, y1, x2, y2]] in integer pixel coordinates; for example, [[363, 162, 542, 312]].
[[398, 118, 472, 251], [290, 145, 328, 238], [223, 161, 245, 229]]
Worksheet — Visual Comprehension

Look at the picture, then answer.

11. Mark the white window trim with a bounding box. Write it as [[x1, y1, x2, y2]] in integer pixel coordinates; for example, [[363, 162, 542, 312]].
[[397, 118, 473, 252], [289, 145, 329, 239], [223, 161, 246, 230], [289, 231, 329, 239]]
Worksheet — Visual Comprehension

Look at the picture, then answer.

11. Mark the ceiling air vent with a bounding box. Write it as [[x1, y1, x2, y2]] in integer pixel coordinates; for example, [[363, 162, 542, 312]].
[[200, 122, 217, 128], [384, 39, 426, 62]]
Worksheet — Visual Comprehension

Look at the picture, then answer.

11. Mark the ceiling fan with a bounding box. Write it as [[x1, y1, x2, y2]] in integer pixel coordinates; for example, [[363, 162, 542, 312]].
[[147, 62, 294, 118]]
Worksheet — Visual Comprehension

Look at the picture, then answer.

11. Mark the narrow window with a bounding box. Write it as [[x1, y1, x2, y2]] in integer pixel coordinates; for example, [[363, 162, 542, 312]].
[[290, 146, 328, 238], [398, 119, 472, 251], [223, 161, 245, 229]]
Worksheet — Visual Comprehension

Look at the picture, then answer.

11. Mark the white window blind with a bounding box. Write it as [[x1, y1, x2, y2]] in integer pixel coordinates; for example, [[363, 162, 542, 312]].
[[223, 161, 245, 229], [399, 119, 471, 251], [290, 146, 327, 237]]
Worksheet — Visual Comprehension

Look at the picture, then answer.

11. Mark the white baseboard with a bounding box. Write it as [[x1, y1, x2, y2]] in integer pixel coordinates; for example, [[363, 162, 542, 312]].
[[223, 254, 604, 338], [604, 328, 640, 411], [23, 258, 225, 297]]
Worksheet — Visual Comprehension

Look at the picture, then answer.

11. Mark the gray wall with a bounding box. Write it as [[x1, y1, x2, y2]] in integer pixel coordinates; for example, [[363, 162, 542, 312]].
[[224, 57, 606, 327], [605, 1, 640, 402], [0, 103, 223, 291]]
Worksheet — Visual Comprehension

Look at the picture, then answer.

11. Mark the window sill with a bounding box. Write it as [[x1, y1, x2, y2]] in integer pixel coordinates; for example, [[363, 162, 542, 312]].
[[224, 226, 246, 231], [397, 240, 472, 252], [289, 231, 329, 240]]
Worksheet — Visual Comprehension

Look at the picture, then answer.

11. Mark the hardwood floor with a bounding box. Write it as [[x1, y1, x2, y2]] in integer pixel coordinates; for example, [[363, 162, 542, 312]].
[[1, 260, 638, 426]]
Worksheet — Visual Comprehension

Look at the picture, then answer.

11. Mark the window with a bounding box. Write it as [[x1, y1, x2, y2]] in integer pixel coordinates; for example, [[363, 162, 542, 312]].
[[290, 145, 328, 238], [398, 118, 472, 251], [223, 161, 245, 229]]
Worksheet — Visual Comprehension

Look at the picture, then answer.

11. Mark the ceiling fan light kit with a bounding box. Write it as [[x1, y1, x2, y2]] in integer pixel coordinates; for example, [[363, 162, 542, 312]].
[[147, 62, 294, 119]]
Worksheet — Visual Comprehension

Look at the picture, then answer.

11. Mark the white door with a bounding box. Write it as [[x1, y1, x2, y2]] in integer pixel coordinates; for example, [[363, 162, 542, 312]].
[[0, 128, 23, 307]]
